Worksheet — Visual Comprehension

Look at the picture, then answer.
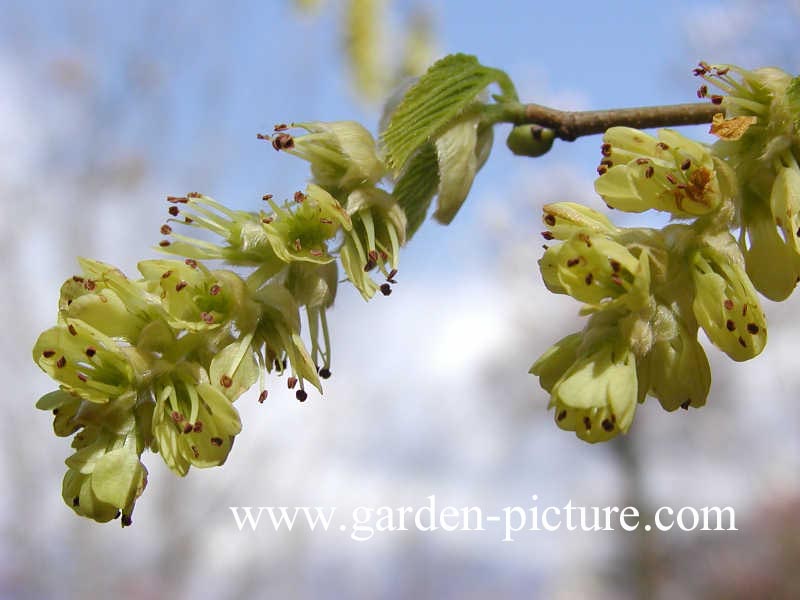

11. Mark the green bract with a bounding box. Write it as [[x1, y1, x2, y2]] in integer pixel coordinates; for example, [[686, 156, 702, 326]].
[[548, 336, 638, 444], [539, 231, 651, 312], [262, 184, 350, 265], [595, 127, 722, 217], [690, 236, 767, 362], [152, 372, 242, 476]]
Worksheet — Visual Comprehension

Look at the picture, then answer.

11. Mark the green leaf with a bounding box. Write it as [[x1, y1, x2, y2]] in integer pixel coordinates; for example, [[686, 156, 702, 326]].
[[392, 143, 439, 239], [433, 117, 479, 224], [381, 53, 515, 173]]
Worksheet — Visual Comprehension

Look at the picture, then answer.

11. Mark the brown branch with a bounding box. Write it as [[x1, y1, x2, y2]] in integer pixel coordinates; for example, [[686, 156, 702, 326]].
[[518, 102, 721, 141]]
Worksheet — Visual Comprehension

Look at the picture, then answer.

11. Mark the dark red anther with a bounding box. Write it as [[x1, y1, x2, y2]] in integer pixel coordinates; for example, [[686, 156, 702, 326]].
[[380, 283, 392, 296], [287, 376, 298, 389], [271, 133, 294, 151], [258, 390, 268, 403], [160, 224, 172, 235], [168, 206, 180, 216], [220, 375, 233, 388], [175, 281, 188, 292], [296, 389, 308, 402]]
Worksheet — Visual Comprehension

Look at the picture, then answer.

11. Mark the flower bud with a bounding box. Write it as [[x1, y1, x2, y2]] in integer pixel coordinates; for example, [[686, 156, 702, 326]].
[[285, 121, 386, 191], [541, 202, 617, 241], [643, 305, 711, 411], [506, 124, 555, 157]]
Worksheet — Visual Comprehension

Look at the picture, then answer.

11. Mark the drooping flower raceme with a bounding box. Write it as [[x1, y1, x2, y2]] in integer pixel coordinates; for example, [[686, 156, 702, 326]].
[[35, 114, 419, 524], [531, 61, 795, 442]]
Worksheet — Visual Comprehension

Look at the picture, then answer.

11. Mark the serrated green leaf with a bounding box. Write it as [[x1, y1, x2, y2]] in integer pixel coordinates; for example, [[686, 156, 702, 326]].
[[392, 143, 439, 239], [381, 53, 515, 173]]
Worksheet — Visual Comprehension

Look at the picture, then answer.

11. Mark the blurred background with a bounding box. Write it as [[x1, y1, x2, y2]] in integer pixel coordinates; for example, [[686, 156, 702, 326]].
[[3, 0, 800, 598]]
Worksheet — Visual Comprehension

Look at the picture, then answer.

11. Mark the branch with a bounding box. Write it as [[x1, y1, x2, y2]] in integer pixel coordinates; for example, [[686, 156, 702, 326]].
[[498, 101, 720, 141]]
